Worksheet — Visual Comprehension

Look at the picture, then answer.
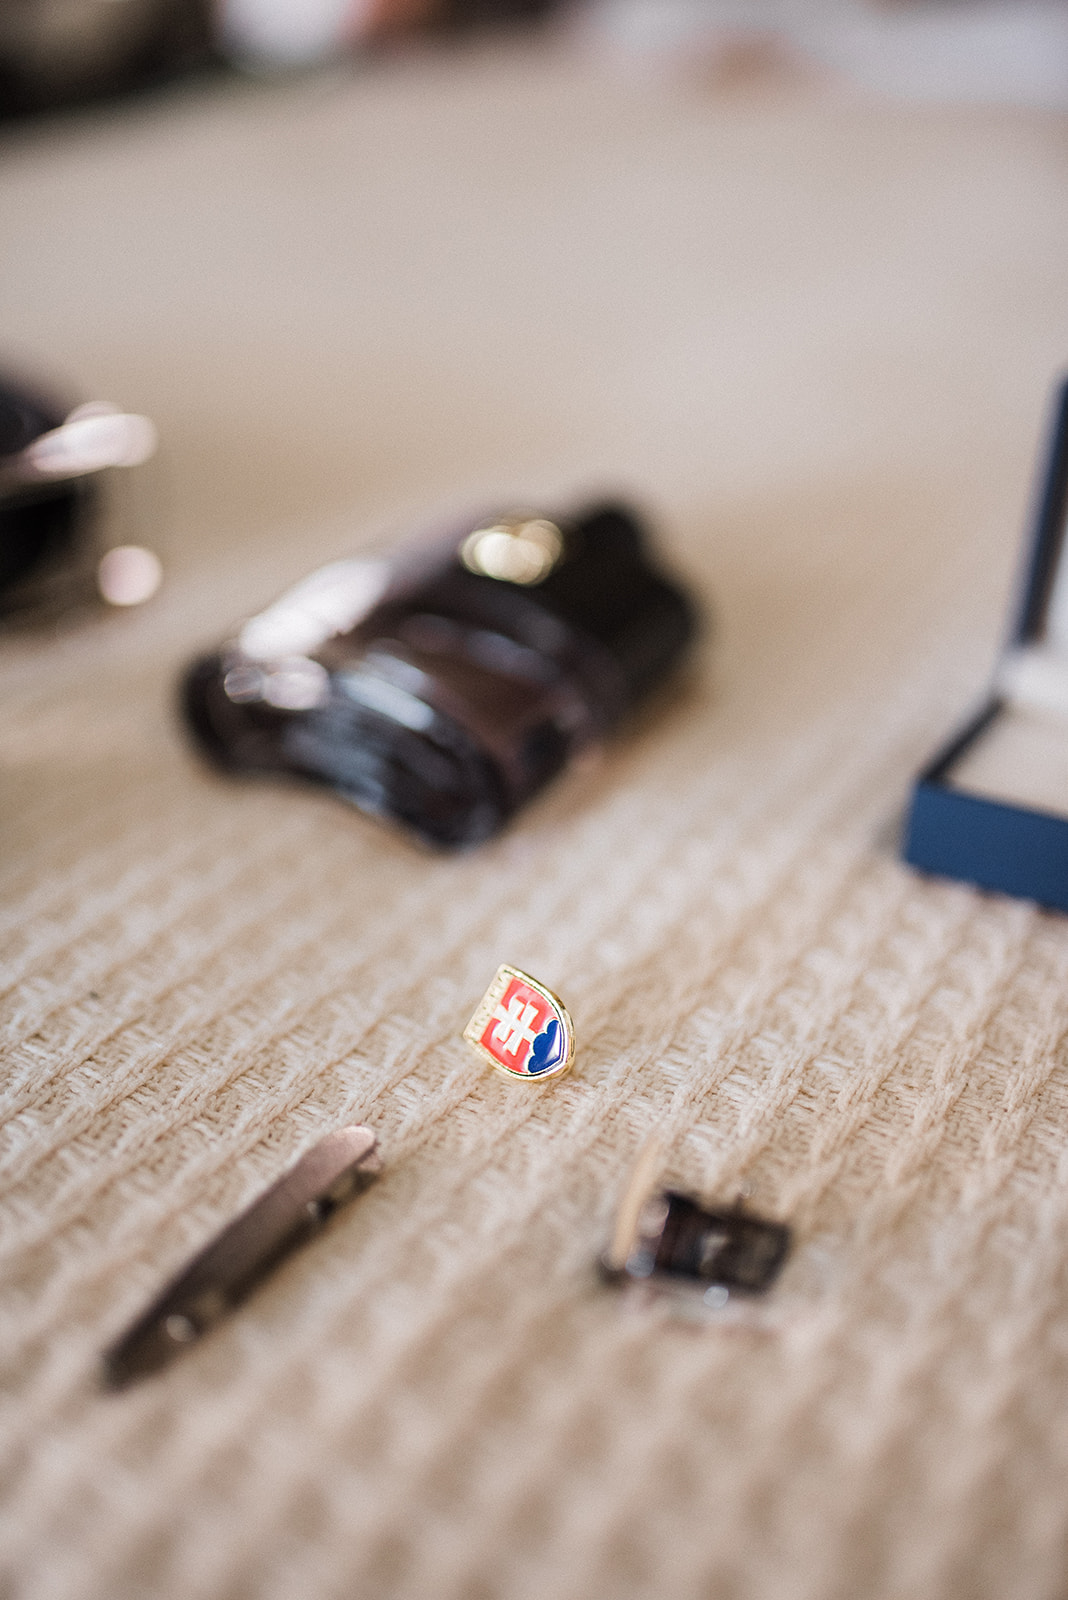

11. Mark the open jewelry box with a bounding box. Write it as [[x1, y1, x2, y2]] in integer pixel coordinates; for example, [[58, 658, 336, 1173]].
[[904, 378, 1068, 912]]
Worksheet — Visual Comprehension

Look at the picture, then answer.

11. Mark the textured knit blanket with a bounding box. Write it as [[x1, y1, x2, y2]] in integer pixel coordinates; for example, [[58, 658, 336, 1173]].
[[3, 44, 1068, 1600]]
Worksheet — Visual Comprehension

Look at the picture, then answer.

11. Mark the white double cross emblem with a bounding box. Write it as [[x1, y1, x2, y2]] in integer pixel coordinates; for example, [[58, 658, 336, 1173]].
[[492, 996, 540, 1057]]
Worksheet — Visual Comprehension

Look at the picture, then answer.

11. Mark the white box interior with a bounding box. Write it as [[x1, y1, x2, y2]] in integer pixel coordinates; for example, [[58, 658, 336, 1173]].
[[946, 521, 1068, 816]]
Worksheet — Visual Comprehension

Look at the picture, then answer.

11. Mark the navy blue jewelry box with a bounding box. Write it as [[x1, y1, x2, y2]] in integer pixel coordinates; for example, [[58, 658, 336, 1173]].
[[904, 377, 1068, 913]]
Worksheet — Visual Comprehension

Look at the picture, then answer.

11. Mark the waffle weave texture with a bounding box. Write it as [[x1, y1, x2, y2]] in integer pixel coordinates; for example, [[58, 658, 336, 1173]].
[[3, 43, 1068, 1600]]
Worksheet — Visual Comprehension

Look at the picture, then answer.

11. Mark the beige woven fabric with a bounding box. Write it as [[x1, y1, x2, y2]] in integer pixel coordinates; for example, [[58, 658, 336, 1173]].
[[4, 43, 1068, 1600]]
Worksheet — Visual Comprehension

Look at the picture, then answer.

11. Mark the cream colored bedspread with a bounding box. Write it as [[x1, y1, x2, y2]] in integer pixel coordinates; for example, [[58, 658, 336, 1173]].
[[3, 41, 1068, 1600]]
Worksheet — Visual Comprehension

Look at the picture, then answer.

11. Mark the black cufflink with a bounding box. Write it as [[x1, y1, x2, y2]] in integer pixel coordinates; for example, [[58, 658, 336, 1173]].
[[601, 1139, 791, 1313]]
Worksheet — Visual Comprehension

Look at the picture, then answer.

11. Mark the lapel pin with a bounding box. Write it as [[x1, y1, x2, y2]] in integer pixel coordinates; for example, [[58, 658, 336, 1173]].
[[601, 1138, 791, 1315], [463, 965, 575, 1083], [102, 1124, 381, 1389]]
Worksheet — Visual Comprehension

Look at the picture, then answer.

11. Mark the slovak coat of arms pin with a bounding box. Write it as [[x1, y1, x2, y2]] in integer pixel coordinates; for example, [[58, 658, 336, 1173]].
[[463, 965, 575, 1083]]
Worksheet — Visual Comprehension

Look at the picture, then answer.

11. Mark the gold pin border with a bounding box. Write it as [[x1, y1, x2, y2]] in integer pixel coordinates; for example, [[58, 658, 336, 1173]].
[[463, 964, 575, 1083]]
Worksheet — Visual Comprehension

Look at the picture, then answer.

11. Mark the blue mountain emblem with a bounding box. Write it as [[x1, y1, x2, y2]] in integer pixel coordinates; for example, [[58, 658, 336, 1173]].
[[528, 1018, 564, 1075]]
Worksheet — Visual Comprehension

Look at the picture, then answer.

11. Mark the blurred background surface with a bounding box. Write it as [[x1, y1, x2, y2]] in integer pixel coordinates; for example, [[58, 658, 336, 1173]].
[[3, 0, 1068, 113]]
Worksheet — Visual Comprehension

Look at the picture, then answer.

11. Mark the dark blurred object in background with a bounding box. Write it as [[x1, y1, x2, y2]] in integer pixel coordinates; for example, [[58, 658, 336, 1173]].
[[0, 0, 213, 117], [0, 369, 161, 621], [182, 501, 698, 849], [0, 0, 557, 116], [5, 3, 1062, 127]]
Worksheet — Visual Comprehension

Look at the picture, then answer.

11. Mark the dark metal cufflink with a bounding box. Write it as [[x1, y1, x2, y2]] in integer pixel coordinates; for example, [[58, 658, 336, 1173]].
[[463, 964, 575, 1083], [600, 1138, 791, 1313], [102, 1125, 381, 1389]]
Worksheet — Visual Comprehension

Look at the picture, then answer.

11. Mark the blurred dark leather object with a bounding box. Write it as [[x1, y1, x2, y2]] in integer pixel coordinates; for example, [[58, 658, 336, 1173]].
[[439, 0, 556, 26], [0, 0, 212, 117]]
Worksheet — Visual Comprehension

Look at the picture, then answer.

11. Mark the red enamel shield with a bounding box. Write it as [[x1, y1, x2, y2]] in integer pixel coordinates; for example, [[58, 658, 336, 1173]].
[[463, 965, 575, 1082]]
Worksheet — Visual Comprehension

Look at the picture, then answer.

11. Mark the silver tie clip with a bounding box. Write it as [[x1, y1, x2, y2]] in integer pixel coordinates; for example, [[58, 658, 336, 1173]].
[[102, 1125, 381, 1390]]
